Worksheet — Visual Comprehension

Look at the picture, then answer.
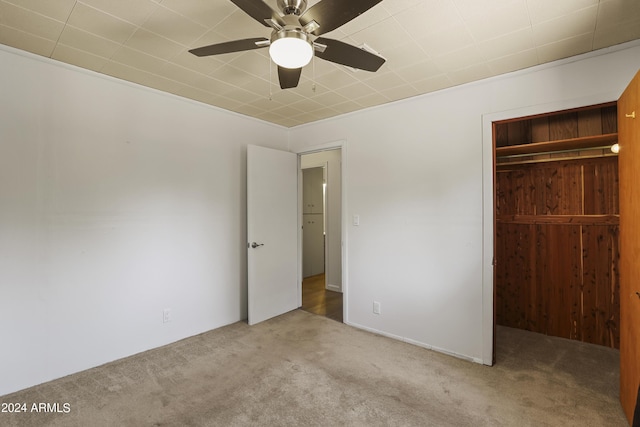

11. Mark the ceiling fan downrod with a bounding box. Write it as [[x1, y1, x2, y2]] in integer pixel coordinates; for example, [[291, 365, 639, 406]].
[[277, 0, 308, 15]]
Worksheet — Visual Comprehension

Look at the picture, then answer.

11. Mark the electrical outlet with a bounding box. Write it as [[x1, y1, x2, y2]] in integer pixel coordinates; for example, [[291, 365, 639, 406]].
[[373, 301, 381, 315], [163, 308, 171, 323]]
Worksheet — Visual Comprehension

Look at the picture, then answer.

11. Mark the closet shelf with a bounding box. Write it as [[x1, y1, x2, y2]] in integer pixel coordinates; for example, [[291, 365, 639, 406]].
[[496, 133, 618, 157]]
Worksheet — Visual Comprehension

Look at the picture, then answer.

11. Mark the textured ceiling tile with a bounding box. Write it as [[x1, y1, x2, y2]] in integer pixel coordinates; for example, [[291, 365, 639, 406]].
[[462, 0, 531, 42], [238, 77, 273, 96], [110, 46, 167, 73], [394, 60, 442, 83], [337, 81, 376, 99], [486, 48, 539, 75], [143, 6, 208, 46], [432, 45, 486, 72], [159, 0, 236, 28], [244, 96, 287, 112], [223, 87, 262, 104], [0, 2, 65, 40], [593, 18, 640, 50], [209, 95, 245, 112], [198, 77, 238, 97], [379, 83, 419, 102], [267, 87, 306, 105], [67, 2, 137, 44], [314, 69, 359, 89], [411, 74, 454, 93], [448, 63, 493, 85], [307, 107, 341, 121], [531, 6, 598, 47], [333, 2, 390, 35], [415, 24, 475, 58], [536, 33, 593, 62], [1, 0, 639, 127], [597, 0, 640, 27], [156, 62, 209, 87], [57, 26, 121, 58], [526, 0, 598, 25], [52, 44, 109, 72], [189, 29, 229, 51], [295, 79, 332, 98], [0, 23, 56, 56], [309, 90, 351, 107], [170, 49, 224, 75], [395, 0, 466, 39], [288, 97, 325, 113], [212, 9, 270, 41], [349, 17, 410, 54], [363, 71, 407, 90], [79, 0, 159, 26], [331, 100, 365, 114], [353, 91, 390, 107], [382, 41, 427, 71], [3, 0, 76, 22], [100, 60, 157, 85], [381, 0, 424, 16], [228, 51, 271, 78], [125, 28, 183, 59], [477, 27, 535, 60], [210, 64, 261, 87], [453, 0, 518, 21]]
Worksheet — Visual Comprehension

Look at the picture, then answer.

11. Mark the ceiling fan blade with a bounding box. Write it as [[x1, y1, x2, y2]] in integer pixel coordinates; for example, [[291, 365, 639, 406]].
[[300, 0, 382, 36], [231, 0, 284, 27], [189, 38, 269, 57], [278, 66, 302, 89], [315, 38, 385, 72]]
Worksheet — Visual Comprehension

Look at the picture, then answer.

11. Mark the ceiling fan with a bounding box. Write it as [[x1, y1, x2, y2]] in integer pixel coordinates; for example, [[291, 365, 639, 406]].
[[189, 0, 386, 89]]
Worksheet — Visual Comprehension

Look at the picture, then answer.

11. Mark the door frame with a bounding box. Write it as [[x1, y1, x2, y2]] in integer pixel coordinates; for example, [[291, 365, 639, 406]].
[[481, 92, 621, 365], [292, 140, 347, 322]]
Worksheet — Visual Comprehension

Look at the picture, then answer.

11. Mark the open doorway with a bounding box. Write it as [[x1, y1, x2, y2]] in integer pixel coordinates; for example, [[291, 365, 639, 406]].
[[300, 149, 343, 322]]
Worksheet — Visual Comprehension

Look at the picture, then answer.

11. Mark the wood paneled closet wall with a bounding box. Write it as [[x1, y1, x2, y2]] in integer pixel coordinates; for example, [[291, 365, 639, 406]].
[[494, 103, 620, 348]]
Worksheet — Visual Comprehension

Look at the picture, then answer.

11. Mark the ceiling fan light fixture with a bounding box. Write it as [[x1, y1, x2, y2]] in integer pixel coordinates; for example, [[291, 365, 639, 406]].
[[269, 30, 313, 69]]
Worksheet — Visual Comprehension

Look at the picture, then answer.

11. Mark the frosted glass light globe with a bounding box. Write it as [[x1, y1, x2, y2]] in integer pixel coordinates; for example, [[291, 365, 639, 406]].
[[269, 34, 313, 69]]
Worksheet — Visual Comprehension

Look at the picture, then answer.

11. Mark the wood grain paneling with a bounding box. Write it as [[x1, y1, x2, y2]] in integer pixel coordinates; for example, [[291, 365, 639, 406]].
[[581, 225, 620, 348], [531, 117, 550, 142], [578, 109, 603, 137], [602, 105, 618, 133], [495, 103, 617, 148], [495, 156, 620, 348], [583, 158, 619, 215], [549, 112, 578, 140]]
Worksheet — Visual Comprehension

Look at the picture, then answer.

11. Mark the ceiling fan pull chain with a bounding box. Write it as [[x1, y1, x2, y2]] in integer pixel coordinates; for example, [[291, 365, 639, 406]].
[[268, 55, 273, 100]]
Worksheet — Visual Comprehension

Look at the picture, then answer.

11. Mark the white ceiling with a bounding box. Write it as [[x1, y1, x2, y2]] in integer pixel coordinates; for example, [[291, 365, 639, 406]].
[[1, 0, 639, 127]]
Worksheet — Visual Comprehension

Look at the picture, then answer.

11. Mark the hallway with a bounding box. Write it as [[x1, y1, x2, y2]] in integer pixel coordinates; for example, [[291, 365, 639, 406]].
[[301, 274, 343, 323]]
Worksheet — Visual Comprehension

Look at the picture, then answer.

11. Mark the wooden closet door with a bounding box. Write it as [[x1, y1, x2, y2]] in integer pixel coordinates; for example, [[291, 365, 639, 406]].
[[618, 69, 640, 424]]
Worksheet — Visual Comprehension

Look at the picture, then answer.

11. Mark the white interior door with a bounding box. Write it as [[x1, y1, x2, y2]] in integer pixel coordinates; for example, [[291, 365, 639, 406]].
[[247, 145, 299, 325]]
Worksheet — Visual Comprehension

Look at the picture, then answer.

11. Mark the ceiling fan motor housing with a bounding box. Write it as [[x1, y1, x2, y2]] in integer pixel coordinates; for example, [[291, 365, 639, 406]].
[[277, 0, 308, 15]]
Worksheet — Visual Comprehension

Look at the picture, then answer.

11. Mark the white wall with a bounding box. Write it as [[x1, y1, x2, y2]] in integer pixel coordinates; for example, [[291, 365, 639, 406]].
[[289, 41, 640, 363], [301, 150, 342, 291], [0, 46, 288, 396], [3, 39, 640, 397]]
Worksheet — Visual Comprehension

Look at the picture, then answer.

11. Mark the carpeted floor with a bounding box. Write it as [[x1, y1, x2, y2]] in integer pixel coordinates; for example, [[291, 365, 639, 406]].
[[0, 310, 627, 426]]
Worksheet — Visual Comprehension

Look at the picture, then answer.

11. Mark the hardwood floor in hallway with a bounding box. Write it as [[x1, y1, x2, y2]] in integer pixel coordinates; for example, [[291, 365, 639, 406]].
[[301, 274, 343, 323]]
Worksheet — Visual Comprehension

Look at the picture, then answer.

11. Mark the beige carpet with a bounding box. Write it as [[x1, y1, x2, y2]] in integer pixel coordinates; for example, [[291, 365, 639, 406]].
[[0, 310, 627, 426]]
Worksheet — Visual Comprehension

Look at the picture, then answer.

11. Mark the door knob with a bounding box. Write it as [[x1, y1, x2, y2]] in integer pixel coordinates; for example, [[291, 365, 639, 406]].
[[625, 111, 635, 119], [251, 242, 264, 248]]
